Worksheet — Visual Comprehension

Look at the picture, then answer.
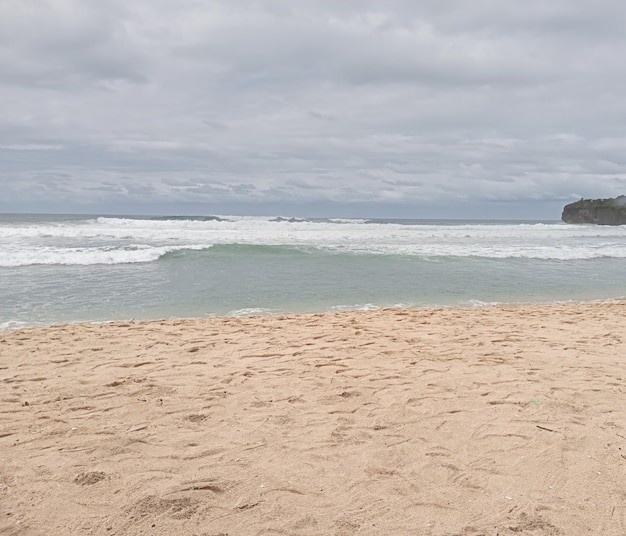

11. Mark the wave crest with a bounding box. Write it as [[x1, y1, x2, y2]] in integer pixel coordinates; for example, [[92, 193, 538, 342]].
[[0, 245, 213, 267]]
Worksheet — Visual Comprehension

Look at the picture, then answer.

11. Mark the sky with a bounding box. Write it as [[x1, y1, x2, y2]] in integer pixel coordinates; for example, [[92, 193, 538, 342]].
[[1, 0, 626, 219]]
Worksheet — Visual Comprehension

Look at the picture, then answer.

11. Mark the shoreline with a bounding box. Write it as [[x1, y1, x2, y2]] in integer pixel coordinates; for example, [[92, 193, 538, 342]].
[[2, 301, 625, 535], [3, 296, 626, 333]]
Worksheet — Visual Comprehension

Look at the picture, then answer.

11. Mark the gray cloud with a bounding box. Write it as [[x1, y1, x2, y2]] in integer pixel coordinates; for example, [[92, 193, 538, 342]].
[[1, 0, 626, 217]]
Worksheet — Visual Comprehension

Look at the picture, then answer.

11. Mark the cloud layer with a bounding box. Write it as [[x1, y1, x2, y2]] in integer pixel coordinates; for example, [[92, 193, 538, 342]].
[[2, 0, 626, 217]]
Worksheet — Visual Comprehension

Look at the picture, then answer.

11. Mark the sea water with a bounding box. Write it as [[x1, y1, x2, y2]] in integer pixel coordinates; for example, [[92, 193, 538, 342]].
[[1, 213, 625, 330]]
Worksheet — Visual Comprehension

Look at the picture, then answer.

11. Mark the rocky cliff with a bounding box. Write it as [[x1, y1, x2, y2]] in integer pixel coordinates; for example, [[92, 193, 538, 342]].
[[562, 196, 626, 225]]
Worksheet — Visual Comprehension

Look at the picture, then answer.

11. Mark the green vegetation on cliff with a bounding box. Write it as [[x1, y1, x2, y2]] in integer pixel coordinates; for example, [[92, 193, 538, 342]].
[[562, 195, 626, 225]]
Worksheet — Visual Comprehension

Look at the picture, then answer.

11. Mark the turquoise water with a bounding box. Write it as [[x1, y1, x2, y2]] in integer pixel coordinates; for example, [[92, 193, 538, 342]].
[[1, 214, 625, 329]]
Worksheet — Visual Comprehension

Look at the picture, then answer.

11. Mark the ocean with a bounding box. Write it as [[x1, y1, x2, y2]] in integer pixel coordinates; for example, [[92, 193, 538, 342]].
[[1, 213, 625, 330]]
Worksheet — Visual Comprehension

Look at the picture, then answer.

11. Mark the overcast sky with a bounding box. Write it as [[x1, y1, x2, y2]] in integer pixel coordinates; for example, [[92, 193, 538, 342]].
[[1, 0, 626, 219]]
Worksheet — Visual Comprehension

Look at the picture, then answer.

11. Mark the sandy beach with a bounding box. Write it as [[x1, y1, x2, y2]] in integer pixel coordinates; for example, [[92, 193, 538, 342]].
[[1, 302, 625, 535]]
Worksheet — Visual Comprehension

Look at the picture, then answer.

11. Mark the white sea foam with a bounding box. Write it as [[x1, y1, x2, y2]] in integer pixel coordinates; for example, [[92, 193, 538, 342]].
[[0, 320, 33, 331], [465, 299, 503, 307], [331, 303, 381, 312], [1, 215, 626, 266], [227, 307, 279, 317], [0, 244, 212, 267], [327, 218, 369, 224]]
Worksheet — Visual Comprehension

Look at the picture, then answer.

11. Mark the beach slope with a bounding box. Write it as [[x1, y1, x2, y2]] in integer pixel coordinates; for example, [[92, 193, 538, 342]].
[[1, 303, 625, 535]]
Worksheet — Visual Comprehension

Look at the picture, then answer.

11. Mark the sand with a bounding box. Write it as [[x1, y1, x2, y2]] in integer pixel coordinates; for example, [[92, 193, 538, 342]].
[[1, 302, 625, 535]]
